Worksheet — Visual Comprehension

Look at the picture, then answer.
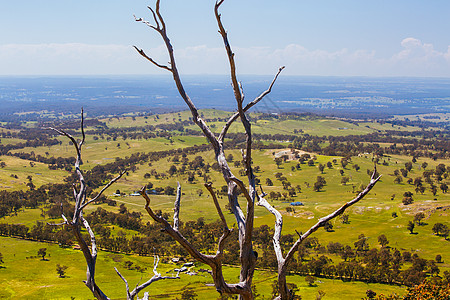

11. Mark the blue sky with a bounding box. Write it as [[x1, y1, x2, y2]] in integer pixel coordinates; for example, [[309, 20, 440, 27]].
[[1, 0, 449, 77]]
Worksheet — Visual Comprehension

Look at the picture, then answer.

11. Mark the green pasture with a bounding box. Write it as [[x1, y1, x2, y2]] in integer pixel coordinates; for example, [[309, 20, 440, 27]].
[[0, 138, 28, 145], [0, 155, 68, 191], [0, 237, 406, 299], [98, 110, 425, 137], [100, 109, 234, 128], [183, 116, 382, 137], [8, 135, 208, 171]]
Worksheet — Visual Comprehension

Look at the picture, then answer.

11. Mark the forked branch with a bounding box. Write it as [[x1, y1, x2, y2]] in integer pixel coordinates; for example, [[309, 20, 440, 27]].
[[115, 255, 180, 300], [258, 166, 382, 299], [139, 185, 247, 296]]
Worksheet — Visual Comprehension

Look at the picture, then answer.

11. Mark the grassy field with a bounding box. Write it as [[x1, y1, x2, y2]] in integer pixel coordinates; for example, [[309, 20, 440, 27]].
[[0, 155, 68, 191], [0, 237, 406, 299]]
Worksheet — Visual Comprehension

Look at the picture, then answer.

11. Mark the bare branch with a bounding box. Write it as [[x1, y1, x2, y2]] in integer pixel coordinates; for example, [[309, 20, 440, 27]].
[[218, 66, 284, 142], [133, 46, 172, 71], [79, 107, 86, 149], [251, 66, 285, 105], [114, 268, 131, 299], [72, 184, 78, 201], [48, 127, 81, 160], [154, 0, 166, 32], [205, 183, 228, 230], [238, 81, 245, 103], [152, 255, 160, 276], [49, 110, 117, 300], [82, 215, 98, 259], [229, 177, 253, 205], [257, 196, 284, 264], [80, 171, 126, 210], [116, 255, 180, 300], [146, 6, 160, 29], [173, 182, 181, 231], [215, 0, 242, 105], [134, 1, 285, 298], [285, 168, 380, 299]]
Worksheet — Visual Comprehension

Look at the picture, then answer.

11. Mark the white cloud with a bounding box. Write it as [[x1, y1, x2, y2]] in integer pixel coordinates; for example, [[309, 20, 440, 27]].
[[0, 39, 449, 77], [388, 37, 450, 76], [0, 43, 146, 75]]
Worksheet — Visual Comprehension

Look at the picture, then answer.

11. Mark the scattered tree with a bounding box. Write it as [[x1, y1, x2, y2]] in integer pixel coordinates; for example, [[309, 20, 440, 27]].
[[414, 212, 425, 225], [38, 248, 47, 260], [340, 213, 349, 224], [305, 275, 315, 286], [341, 176, 350, 185], [181, 288, 198, 300], [407, 221, 415, 234], [316, 290, 326, 300], [56, 264, 68, 278], [366, 289, 376, 299], [440, 183, 448, 193], [435, 254, 442, 263], [354, 234, 369, 253], [377, 234, 389, 248], [318, 164, 325, 174], [275, 157, 283, 168], [323, 221, 333, 232], [432, 223, 449, 238]]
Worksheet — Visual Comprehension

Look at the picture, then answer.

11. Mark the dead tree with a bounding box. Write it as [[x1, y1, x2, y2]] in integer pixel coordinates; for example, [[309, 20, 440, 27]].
[[134, 1, 283, 298], [49, 110, 178, 300], [134, 1, 380, 299]]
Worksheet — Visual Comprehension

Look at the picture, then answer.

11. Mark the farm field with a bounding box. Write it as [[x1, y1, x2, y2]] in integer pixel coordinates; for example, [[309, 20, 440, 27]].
[[0, 236, 406, 299]]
